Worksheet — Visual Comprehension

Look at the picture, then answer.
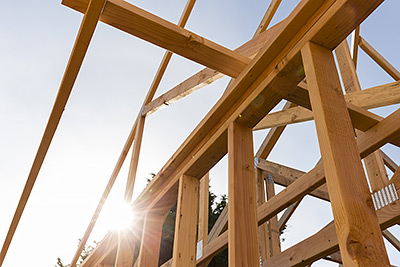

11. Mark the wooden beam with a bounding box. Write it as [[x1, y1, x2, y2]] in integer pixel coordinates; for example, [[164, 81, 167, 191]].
[[382, 151, 398, 173], [172, 175, 199, 267], [264, 174, 281, 256], [302, 41, 389, 265], [254, 0, 283, 36], [62, 0, 250, 78], [136, 212, 165, 267], [0, 0, 106, 266], [142, 19, 286, 116], [359, 36, 400, 81], [336, 40, 389, 192], [263, 198, 400, 266], [133, 0, 385, 223], [78, 0, 198, 263], [81, 233, 119, 267], [256, 168, 270, 262], [115, 231, 136, 267], [124, 115, 145, 201], [382, 229, 400, 252], [256, 101, 295, 159], [278, 199, 302, 232], [351, 26, 360, 68], [228, 121, 260, 266], [254, 80, 400, 130], [198, 173, 209, 245]]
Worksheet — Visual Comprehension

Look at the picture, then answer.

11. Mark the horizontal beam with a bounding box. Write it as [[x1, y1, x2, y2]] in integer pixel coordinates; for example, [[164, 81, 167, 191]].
[[62, 0, 250, 78], [254, 80, 400, 130], [263, 198, 400, 266], [257, 107, 400, 226], [133, 0, 385, 215], [256, 159, 330, 201], [142, 20, 286, 116], [193, 109, 400, 264]]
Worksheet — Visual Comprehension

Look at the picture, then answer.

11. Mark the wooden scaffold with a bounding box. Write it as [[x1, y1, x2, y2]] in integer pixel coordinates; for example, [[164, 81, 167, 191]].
[[1, 0, 400, 266]]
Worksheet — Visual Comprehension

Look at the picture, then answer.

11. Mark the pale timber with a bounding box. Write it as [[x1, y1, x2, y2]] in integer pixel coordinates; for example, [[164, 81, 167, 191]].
[[0, 0, 107, 266]]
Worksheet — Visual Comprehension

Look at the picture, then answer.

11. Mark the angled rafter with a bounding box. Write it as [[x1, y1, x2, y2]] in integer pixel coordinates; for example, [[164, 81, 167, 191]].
[[134, 0, 385, 215], [142, 20, 286, 116], [263, 199, 400, 266], [359, 36, 400, 81], [62, 0, 250, 78], [254, 80, 400, 130], [0, 0, 107, 266]]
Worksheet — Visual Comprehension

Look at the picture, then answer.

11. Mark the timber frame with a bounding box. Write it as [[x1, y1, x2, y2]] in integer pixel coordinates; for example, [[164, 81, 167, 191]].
[[1, 0, 400, 266]]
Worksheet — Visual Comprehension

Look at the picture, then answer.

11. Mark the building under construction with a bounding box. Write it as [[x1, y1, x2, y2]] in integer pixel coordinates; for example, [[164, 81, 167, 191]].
[[1, 0, 400, 266]]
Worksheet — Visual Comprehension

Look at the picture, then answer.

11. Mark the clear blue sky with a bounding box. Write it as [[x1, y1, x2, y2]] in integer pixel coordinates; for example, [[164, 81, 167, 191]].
[[0, 0, 399, 266]]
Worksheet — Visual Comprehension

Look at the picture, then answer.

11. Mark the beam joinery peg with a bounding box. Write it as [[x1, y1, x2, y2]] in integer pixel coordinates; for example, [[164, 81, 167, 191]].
[[301, 41, 390, 266]]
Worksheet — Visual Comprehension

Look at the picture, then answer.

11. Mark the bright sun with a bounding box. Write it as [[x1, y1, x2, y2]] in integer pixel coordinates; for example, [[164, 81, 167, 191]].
[[101, 201, 135, 231]]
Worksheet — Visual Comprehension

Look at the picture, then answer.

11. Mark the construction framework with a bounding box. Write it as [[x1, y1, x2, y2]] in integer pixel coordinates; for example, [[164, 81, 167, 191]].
[[1, 0, 400, 266]]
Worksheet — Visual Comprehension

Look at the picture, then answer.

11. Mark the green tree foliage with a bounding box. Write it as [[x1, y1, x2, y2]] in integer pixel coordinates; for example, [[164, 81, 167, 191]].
[[55, 240, 97, 267]]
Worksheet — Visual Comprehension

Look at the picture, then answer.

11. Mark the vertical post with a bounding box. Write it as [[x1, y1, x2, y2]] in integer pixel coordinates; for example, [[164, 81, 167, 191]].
[[115, 231, 136, 267], [137, 212, 165, 267], [265, 174, 281, 256], [256, 168, 270, 261], [198, 173, 209, 245], [301, 41, 390, 266], [335, 40, 389, 192], [172, 175, 199, 267], [228, 121, 260, 267]]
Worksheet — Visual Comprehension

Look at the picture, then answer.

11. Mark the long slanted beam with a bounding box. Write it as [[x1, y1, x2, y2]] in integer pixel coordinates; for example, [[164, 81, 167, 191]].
[[263, 199, 400, 266], [359, 36, 400, 81], [62, 0, 250, 78], [131, 0, 386, 215], [254, 80, 400, 130], [189, 107, 400, 266], [0, 0, 107, 266], [73, 0, 198, 264], [142, 20, 286, 116]]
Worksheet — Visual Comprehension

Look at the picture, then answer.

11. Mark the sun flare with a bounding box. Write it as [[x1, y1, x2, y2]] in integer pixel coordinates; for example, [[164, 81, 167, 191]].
[[101, 201, 135, 231]]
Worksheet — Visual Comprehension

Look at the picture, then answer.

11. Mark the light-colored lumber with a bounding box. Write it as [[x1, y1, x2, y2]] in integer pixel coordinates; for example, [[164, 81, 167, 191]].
[[358, 108, 400, 158], [351, 26, 360, 67], [134, 0, 384, 214], [256, 101, 295, 159], [263, 198, 400, 266], [302, 41, 389, 266], [197, 178, 400, 266], [382, 229, 400, 252], [256, 168, 270, 262], [172, 175, 199, 267], [81, 233, 118, 267], [228, 121, 260, 266], [136, 212, 165, 267], [124, 115, 145, 201], [264, 174, 281, 256], [62, 0, 250, 78], [198, 173, 209, 245], [254, 0, 283, 36], [382, 151, 398, 173], [278, 199, 302, 232], [336, 40, 389, 192], [0, 0, 106, 266], [78, 0, 198, 263], [335, 40, 362, 93], [359, 36, 400, 81], [142, 19, 286, 116], [115, 230, 136, 267], [208, 205, 228, 242], [254, 80, 400, 130]]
